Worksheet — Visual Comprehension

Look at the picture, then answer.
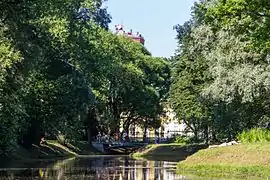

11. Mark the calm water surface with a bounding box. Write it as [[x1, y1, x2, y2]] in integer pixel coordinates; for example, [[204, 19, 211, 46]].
[[0, 156, 192, 180]]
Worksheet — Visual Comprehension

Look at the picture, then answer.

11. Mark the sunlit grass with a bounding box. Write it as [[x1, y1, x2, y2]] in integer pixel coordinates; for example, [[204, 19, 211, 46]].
[[178, 164, 270, 179], [177, 143, 270, 179]]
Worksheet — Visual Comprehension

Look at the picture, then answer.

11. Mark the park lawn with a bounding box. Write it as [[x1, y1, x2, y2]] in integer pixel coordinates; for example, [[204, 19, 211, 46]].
[[132, 143, 207, 161], [177, 143, 270, 179]]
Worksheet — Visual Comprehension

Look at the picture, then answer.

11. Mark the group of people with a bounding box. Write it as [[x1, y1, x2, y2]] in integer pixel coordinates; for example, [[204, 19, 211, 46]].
[[95, 132, 127, 143], [95, 132, 167, 144]]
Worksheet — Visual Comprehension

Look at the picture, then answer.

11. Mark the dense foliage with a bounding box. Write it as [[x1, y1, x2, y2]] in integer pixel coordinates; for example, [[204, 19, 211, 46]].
[[170, 0, 270, 142], [0, 0, 170, 155], [237, 128, 270, 143]]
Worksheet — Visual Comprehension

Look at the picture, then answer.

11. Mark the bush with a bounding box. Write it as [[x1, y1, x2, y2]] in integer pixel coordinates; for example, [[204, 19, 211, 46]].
[[168, 135, 192, 144], [174, 135, 190, 144], [237, 128, 270, 143]]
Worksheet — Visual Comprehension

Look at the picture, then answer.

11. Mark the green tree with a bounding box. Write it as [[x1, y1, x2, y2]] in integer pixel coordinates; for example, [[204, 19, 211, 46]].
[[170, 0, 270, 142]]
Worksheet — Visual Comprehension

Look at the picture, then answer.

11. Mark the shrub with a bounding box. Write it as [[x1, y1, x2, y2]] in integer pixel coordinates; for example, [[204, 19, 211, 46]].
[[174, 135, 190, 144], [168, 135, 192, 144], [237, 128, 270, 143]]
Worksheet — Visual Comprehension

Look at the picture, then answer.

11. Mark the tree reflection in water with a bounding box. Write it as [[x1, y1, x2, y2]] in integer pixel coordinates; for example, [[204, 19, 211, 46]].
[[0, 156, 187, 180]]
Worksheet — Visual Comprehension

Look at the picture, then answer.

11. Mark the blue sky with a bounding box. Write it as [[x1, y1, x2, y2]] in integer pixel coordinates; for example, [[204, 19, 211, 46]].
[[104, 0, 196, 58]]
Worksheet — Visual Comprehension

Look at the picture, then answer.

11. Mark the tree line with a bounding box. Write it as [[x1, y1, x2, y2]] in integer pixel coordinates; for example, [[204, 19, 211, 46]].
[[3, 0, 268, 156], [169, 0, 270, 143], [0, 0, 170, 155]]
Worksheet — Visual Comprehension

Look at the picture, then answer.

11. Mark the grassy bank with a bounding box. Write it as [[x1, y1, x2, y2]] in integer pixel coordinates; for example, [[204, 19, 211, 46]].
[[132, 143, 208, 161], [9, 140, 101, 162], [177, 143, 270, 179]]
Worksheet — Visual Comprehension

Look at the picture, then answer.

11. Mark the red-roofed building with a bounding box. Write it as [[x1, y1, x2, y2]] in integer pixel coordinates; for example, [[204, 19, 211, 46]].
[[115, 24, 145, 45]]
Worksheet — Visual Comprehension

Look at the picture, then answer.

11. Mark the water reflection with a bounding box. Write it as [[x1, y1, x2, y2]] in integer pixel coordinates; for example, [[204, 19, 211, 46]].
[[0, 156, 187, 180]]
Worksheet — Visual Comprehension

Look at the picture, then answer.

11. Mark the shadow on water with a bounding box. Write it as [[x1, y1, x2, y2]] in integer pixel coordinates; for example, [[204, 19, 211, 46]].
[[0, 156, 266, 180], [0, 156, 190, 180]]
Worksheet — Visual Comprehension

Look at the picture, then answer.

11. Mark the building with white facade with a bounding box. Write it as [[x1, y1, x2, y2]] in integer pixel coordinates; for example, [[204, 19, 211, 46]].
[[119, 106, 192, 140], [162, 107, 193, 138]]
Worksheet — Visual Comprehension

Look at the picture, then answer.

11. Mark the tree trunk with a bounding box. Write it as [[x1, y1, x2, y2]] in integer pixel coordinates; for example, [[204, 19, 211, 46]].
[[87, 126, 92, 144], [193, 130, 198, 142], [182, 118, 195, 136], [211, 127, 217, 143], [85, 107, 100, 144], [125, 119, 136, 142], [120, 121, 131, 142], [204, 125, 209, 144], [22, 119, 42, 148], [120, 116, 133, 141], [143, 126, 147, 142], [125, 128, 130, 142]]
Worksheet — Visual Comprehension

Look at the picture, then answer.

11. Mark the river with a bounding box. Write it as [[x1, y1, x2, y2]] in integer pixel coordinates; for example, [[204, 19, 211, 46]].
[[0, 156, 193, 180]]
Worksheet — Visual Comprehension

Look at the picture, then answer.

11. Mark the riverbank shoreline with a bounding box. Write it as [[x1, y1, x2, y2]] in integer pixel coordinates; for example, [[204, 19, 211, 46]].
[[1, 140, 102, 163], [177, 143, 270, 179], [132, 143, 208, 161]]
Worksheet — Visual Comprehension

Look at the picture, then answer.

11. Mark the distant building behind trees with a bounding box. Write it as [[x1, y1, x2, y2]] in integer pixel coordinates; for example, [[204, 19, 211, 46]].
[[115, 24, 145, 45]]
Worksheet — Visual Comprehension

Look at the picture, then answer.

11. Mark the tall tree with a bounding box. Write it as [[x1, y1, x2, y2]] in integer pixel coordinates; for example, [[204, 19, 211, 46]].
[[170, 0, 270, 142]]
